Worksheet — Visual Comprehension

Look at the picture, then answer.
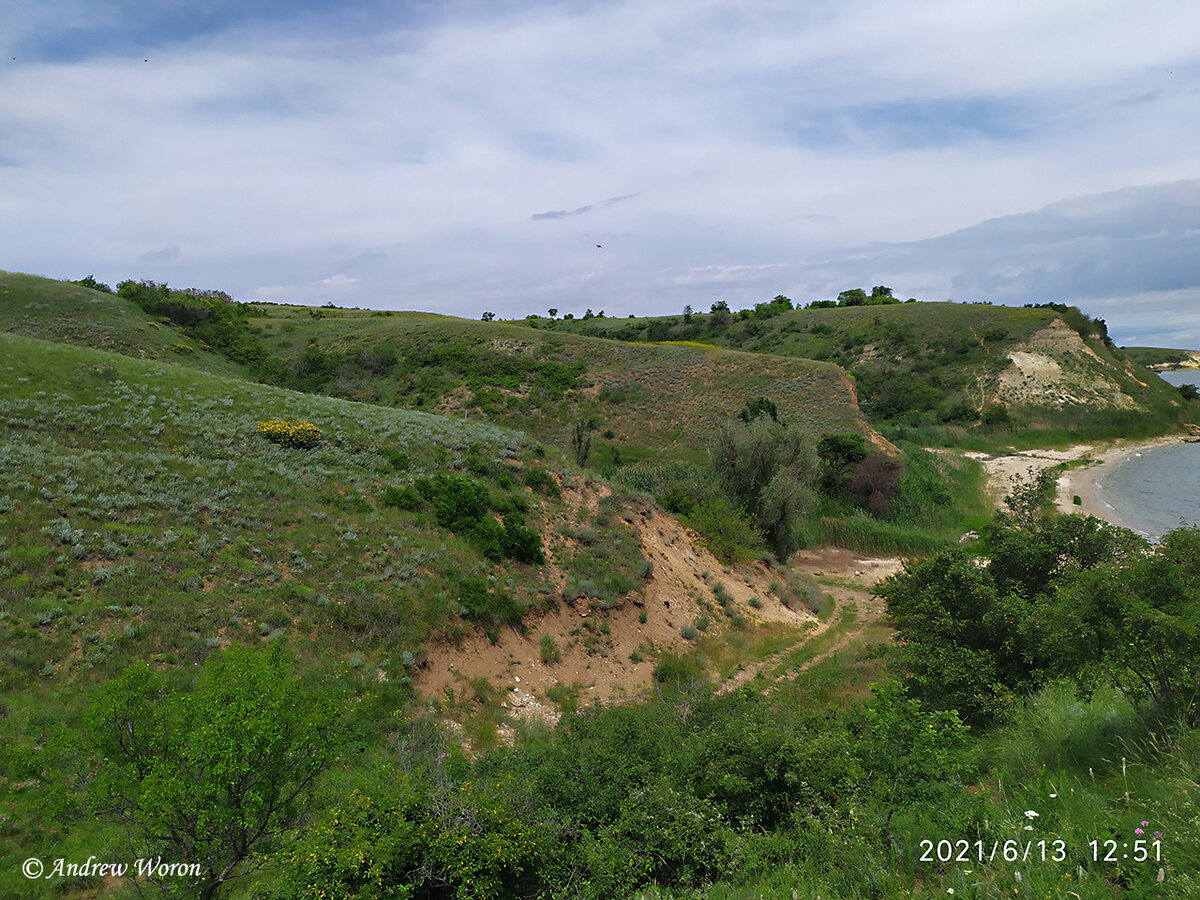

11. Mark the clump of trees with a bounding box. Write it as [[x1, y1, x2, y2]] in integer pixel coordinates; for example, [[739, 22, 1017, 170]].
[[878, 471, 1200, 727], [401, 473, 545, 566], [117, 279, 267, 367]]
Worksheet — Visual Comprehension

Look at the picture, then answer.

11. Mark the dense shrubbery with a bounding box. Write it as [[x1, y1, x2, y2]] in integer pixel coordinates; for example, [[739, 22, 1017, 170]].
[[709, 416, 818, 562], [616, 415, 981, 559], [407, 473, 546, 566], [117, 279, 267, 366], [264, 686, 891, 900], [276, 336, 585, 405], [879, 473, 1200, 728], [78, 647, 339, 900]]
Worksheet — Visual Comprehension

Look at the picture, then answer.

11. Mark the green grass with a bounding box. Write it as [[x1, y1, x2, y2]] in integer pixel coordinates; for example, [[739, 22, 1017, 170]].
[[0, 329, 651, 699], [0, 270, 248, 379], [534, 300, 1191, 443], [1122, 346, 1197, 368], [245, 302, 871, 464], [5, 272, 1197, 900]]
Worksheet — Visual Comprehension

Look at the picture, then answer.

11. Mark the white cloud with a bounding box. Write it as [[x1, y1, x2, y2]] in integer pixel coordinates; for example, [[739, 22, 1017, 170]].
[[1, 0, 1199, 331]]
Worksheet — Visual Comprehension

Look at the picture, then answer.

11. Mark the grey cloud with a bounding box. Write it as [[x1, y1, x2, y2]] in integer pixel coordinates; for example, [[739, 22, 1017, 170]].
[[137, 245, 181, 263], [532, 205, 592, 221], [532, 193, 637, 221]]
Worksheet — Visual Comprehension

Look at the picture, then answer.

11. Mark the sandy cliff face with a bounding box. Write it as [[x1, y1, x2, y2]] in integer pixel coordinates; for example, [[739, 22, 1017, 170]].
[[994, 318, 1138, 410]]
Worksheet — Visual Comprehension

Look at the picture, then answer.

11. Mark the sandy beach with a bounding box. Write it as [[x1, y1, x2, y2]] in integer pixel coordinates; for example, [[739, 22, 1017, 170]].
[[967, 434, 1192, 530]]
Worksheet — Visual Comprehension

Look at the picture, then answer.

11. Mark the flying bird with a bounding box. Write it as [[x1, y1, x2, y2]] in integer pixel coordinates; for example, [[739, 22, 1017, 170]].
[[595, 244, 603, 249]]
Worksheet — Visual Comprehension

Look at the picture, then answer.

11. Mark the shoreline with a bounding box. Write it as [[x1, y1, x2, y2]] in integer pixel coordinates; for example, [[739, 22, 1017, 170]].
[[1053, 434, 1188, 531], [969, 434, 1192, 532]]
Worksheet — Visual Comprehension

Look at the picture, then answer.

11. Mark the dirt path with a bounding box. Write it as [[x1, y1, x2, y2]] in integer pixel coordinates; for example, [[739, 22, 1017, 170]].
[[718, 554, 896, 695]]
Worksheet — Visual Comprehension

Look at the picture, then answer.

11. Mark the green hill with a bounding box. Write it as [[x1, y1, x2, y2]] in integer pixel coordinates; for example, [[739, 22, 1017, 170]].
[[0, 273, 877, 468], [2, 274, 1198, 900], [1123, 345, 1200, 369], [528, 300, 1193, 444], [0, 329, 611, 685], [0, 271, 247, 379], [245, 302, 874, 467]]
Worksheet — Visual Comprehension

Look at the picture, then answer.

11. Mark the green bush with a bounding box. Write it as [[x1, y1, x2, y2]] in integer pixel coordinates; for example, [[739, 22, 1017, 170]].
[[384, 448, 410, 471], [524, 467, 561, 497], [380, 484, 422, 510], [500, 518, 546, 565], [684, 497, 763, 563], [710, 416, 819, 561], [419, 474, 489, 531], [414, 474, 544, 566], [539, 633, 561, 664], [457, 578, 524, 627]]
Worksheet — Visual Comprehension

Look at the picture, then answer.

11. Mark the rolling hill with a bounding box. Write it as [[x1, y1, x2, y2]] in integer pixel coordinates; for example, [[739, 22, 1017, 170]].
[[527, 299, 1193, 442], [244, 303, 877, 466], [3, 272, 1197, 900]]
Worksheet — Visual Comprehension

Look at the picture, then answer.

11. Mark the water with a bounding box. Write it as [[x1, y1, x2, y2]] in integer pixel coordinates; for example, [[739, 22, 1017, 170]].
[[1096, 441, 1200, 540], [1155, 370, 1200, 388], [1088, 369, 1200, 540]]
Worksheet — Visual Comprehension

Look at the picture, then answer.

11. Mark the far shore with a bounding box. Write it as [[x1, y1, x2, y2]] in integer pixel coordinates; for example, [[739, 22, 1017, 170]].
[[966, 433, 1193, 532]]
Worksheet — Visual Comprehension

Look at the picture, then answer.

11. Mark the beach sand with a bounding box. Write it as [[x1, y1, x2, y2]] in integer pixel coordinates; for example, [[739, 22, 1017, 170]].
[[1053, 435, 1188, 528], [966, 434, 1191, 531]]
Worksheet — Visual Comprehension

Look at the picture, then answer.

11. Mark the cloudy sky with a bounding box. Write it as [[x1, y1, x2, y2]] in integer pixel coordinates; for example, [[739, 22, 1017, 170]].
[[3, 0, 1199, 345]]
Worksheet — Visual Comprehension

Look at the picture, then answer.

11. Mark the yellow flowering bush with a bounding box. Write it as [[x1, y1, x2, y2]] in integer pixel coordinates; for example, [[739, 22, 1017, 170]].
[[257, 419, 322, 449]]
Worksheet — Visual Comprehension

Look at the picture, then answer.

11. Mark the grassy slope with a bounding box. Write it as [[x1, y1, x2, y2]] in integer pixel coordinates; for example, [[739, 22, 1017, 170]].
[[531, 302, 1191, 443], [0, 274, 875, 468], [2, 279, 1196, 899], [0, 329, 657, 695], [247, 303, 873, 465], [0, 270, 248, 379]]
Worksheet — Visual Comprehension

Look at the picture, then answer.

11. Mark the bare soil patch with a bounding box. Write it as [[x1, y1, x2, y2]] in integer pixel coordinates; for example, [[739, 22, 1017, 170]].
[[419, 488, 820, 725]]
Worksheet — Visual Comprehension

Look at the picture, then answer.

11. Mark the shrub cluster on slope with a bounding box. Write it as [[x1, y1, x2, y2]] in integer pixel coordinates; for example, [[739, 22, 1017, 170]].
[[879, 473, 1200, 728]]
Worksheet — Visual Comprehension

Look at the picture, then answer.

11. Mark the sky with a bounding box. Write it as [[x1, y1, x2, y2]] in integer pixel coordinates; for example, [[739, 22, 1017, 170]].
[[2, 0, 1199, 346]]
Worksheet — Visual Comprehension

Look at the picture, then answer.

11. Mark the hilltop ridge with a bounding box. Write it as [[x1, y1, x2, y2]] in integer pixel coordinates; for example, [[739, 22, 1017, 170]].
[[527, 297, 1191, 443]]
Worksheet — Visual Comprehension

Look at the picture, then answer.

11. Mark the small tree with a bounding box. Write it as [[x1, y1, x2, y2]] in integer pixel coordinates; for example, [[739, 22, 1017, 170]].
[[837, 288, 867, 307], [1045, 527, 1200, 727], [548, 308, 558, 319], [710, 416, 818, 561], [572, 419, 592, 466], [816, 432, 868, 494], [481, 311, 495, 321], [737, 396, 779, 424], [82, 646, 339, 899]]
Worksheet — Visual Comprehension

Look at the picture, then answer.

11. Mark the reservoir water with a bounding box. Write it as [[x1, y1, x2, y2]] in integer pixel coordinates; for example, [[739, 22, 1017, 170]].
[[1091, 369, 1200, 540]]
